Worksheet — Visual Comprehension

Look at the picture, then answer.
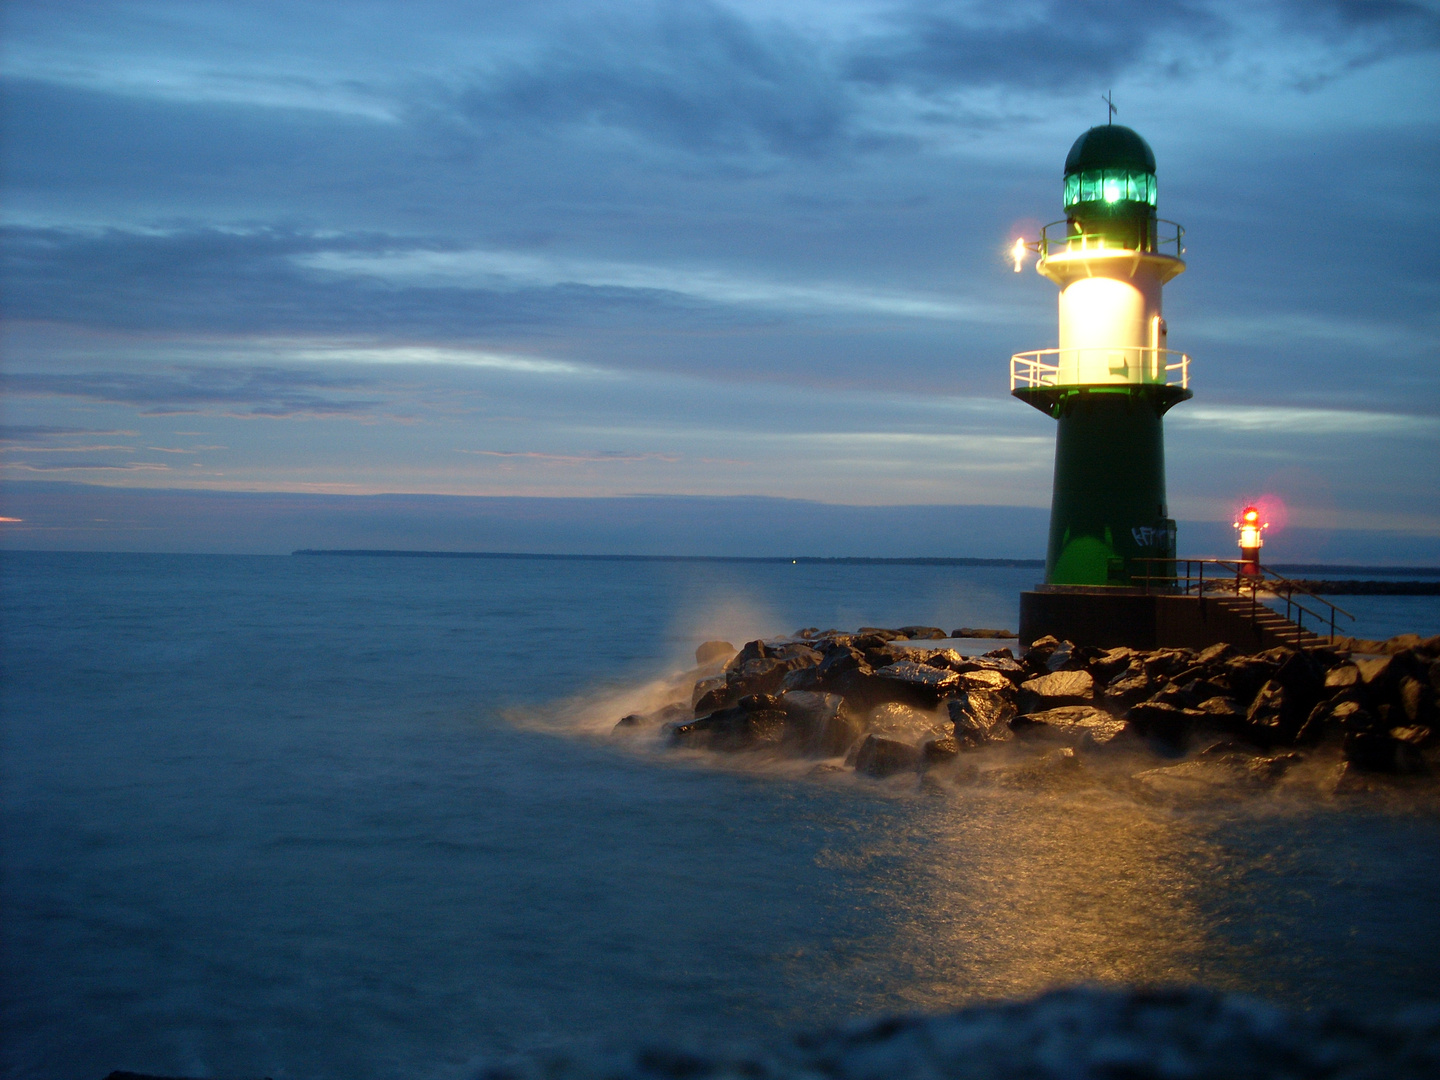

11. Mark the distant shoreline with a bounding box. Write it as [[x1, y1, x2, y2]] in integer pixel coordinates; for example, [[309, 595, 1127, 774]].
[[292, 549, 1046, 568], [290, 549, 1440, 580]]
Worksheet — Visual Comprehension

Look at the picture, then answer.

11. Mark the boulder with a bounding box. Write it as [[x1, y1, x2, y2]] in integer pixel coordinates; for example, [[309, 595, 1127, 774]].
[[1105, 662, 1155, 708], [1018, 669, 1095, 712], [614, 713, 644, 730], [1325, 663, 1360, 691], [694, 640, 737, 666], [853, 735, 921, 777], [855, 627, 906, 641], [874, 660, 961, 704], [952, 627, 1016, 638], [1343, 728, 1426, 774], [896, 625, 947, 640], [953, 668, 1016, 694], [691, 675, 729, 711], [1127, 701, 1209, 746], [1195, 641, 1237, 665], [948, 691, 1015, 747], [1087, 646, 1138, 684], [665, 702, 787, 751], [777, 691, 857, 757], [922, 735, 961, 764], [1010, 705, 1129, 747], [953, 655, 1026, 681]]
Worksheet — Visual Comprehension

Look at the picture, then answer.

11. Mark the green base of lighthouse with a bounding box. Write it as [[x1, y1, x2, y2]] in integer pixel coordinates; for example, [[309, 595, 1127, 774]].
[[1014, 383, 1191, 587]]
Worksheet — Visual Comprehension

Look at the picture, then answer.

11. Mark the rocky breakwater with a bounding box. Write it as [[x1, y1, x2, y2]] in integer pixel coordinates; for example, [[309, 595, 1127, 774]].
[[614, 628, 1440, 792]]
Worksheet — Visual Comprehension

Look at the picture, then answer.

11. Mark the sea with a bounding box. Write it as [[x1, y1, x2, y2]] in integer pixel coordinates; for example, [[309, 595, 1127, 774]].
[[3, 551, 1439, 1080]]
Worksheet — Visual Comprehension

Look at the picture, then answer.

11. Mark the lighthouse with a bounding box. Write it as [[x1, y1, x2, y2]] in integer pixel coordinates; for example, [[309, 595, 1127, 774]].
[[1011, 121, 1191, 587]]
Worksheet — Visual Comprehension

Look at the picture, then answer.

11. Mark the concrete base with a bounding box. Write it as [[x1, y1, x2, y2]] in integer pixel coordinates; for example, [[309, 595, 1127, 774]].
[[1018, 588, 1309, 652]]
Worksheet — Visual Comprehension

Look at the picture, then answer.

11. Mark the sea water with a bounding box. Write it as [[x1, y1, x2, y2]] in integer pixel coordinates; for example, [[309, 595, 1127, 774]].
[[2, 551, 1438, 1080]]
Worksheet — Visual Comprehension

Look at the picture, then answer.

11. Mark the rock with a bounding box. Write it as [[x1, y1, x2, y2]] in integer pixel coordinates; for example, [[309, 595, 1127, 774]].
[[1223, 655, 1278, 705], [694, 640, 737, 666], [665, 701, 787, 751], [1127, 701, 1209, 745], [1196, 641, 1237, 665], [855, 627, 906, 641], [1148, 680, 1200, 710], [1196, 696, 1245, 720], [874, 660, 961, 704], [853, 734, 921, 777], [896, 625, 947, 640], [777, 691, 857, 756], [1010, 705, 1129, 747], [952, 655, 1026, 681], [864, 701, 951, 745], [1354, 654, 1393, 686], [1105, 662, 1155, 708], [691, 674, 729, 711], [948, 691, 1015, 747], [613, 713, 644, 730], [953, 668, 1016, 694], [1143, 648, 1196, 680], [1024, 635, 1063, 663], [921, 735, 960, 764], [1343, 728, 1427, 773], [951, 627, 1016, 638], [1018, 669, 1095, 711], [983, 646, 1015, 659], [1398, 675, 1431, 724], [1087, 646, 1138, 684], [1044, 640, 1075, 671]]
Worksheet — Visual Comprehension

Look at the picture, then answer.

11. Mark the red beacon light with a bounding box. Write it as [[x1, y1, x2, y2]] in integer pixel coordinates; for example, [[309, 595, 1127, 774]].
[[1234, 505, 1268, 575]]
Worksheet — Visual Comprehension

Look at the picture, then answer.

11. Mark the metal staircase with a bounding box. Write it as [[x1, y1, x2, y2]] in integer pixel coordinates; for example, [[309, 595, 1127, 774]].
[[1134, 558, 1355, 648]]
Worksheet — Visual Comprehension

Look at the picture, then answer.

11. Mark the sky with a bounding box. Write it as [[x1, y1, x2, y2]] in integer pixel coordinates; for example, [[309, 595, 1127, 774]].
[[1, 0, 1438, 557]]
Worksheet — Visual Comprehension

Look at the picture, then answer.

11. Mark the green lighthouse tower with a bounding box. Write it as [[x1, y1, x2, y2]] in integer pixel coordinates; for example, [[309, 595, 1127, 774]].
[[1011, 122, 1192, 587]]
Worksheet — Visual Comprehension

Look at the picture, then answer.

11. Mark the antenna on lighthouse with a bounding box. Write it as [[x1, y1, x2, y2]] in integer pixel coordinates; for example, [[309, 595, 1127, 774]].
[[1102, 91, 1117, 124]]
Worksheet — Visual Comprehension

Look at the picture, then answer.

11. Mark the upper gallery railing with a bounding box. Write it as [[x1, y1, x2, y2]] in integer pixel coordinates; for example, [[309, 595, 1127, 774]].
[[1010, 348, 1190, 391]]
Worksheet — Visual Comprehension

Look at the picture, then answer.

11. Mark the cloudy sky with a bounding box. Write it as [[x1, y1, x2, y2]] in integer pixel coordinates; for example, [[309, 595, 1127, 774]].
[[2, 0, 1438, 552]]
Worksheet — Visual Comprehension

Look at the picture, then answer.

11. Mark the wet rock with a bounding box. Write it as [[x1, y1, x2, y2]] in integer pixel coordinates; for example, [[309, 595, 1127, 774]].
[[1105, 662, 1156, 708], [614, 713, 644, 730], [1143, 648, 1196, 680], [777, 691, 857, 757], [1127, 701, 1209, 746], [874, 661, 961, 705], [1196, 641, 1237, 665], [953, 668, 1016, 694], [951, 627, 1016, 638], [666, 700, 787, 751], [694, 640, 737, 666], [691, 675, 730, 712], [952, 655, 1027, 682], [863, 701, 951, 745], [1018, 669, 1095, 711], [896, 625, 947, 640], [855, 627, 906, 641], [1010, 705, 1129, 747], [853, 734, 921, 777], [948, 691, 1015, 747], [1087, 646, 1139, 684], [1343, 728, 1427, 774], [1148, 680, 1200, 710], [921, 735, 960, 764], [1196, 696, 1246, 721], [1223, 655, 1279, 705], [1245, 671, 1317, 748], [983, 646, 1015, 659]]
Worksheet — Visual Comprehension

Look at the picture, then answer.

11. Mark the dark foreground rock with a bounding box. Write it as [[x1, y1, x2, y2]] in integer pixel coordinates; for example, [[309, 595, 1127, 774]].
[[476, 986, 1440, 1080]]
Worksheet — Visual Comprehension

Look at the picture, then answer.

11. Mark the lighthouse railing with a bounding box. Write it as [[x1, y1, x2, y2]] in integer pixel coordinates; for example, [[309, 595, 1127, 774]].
[[1011, 348, 1189, 390], [1134, 557, 1355, 644], [1038, 219, 1185, 258]]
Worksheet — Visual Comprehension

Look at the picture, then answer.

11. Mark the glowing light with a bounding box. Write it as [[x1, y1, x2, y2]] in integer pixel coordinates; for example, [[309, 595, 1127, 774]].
[[1234, 505, 1269, 555], [1011, 237, 1027, 273], [1103, 178, 1121, 202]]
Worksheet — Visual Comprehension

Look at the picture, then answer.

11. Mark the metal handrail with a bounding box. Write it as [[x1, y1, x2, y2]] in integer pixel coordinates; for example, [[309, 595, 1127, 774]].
[[1133, 557, 1356, 645], [1037, 218, 1185, 259], [1010, 348, 1189, 391]]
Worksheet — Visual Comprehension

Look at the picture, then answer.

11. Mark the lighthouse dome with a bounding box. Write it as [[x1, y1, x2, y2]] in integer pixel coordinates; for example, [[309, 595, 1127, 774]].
[[1062, 124, 1157, 211], [1064, 125, 1156, 175]]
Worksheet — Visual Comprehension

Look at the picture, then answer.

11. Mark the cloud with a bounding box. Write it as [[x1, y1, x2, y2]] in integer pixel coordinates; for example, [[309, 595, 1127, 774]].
[[1, 367, 381, 417], [843, 0, 1225, 93], [457, 449, 683, 465]]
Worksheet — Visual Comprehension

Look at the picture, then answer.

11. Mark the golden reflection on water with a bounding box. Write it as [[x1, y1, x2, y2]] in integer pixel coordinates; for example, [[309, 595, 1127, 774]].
[[811, 773, 1254, 1013]]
